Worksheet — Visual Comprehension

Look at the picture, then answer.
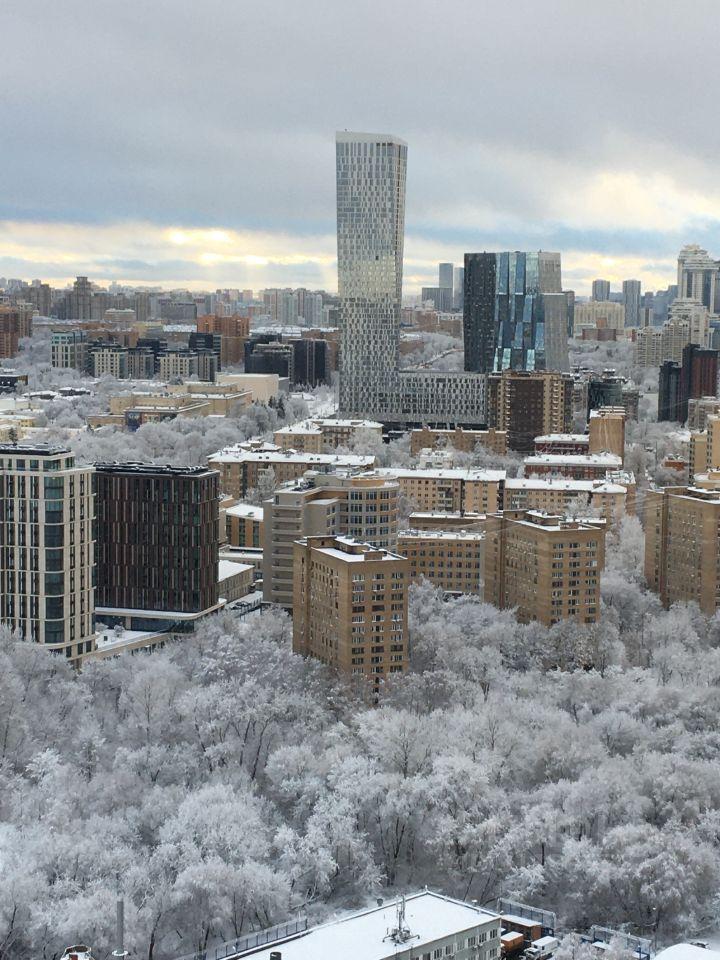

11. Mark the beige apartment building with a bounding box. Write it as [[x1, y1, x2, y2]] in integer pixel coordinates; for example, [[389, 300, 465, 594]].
[[293, 535, 410, 697], [0, 443, 95, 665], [523, 452, 622, 480], [689, 415, 720, 478], [504, 477, 629, 522], [688, 397, 720, 431], [588, 407, 625, 462], [484, 509, 606, 626], [208, 443, 375, 498], [398, 529, 484, 595], [225, 503, 264, 548], [375, 467, 505, 514], [635, 300, 709, 367], [263, 473, 399, 608], [573, 300, 625, 336], [645, 475, 720, 615], [409, 426, 508, 457], [274, 417, 383, 453]]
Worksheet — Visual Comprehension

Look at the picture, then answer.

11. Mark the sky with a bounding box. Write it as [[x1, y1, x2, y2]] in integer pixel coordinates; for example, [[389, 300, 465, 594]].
[[2, 0, 720, 297]]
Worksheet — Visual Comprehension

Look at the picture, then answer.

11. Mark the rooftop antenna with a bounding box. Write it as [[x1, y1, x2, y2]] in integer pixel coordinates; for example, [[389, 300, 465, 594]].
[[384, 895, 416, 946], [111, 875, 129, 960]]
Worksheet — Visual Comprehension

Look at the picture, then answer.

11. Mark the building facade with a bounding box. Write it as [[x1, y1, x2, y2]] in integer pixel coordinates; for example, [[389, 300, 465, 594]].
[[94, 463, 220, 629], [336, 132, 407, 417], [0, 304, 33, 358], [463, 251, 568, 374], [645, 479, 720, 615], [398, 529, 484, 595], [484, 509, 606, 626], [0, 444, 95, 663], [293, 535, 409, 696], [486, 370, 574, 453]]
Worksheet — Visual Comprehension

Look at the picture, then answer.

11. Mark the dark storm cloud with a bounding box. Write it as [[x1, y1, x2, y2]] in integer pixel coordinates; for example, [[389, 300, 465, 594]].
[[2, 0, 720, 291]]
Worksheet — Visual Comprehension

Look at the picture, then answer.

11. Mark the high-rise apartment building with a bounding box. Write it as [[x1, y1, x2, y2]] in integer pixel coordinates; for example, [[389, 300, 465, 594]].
[[263, 473, 400, 608], [463, 251, 568, 374], [420, 286, 453, 312], [0, 444, 95, 663], [336, 132, 407, 417], [485, 370, 574, 452], [591, 279, 611, 301], [438, 262, 454, 294], [0, 304, 33, 358], [454, 266, 465, 311], [677, 244, 719, 313], [678, 343, 719, 423], [645, 477, 720, 616], [622, 279, 642, 328], [336, 132, 485, 425], [484, 509, 606, 626], [94, 463, 220, 630], [293, 535, 409, 696], [65, 276, 93, 320]]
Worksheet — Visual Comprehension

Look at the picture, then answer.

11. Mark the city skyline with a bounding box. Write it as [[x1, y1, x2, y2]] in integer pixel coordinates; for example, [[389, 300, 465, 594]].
[[3, 0, 719, 296]]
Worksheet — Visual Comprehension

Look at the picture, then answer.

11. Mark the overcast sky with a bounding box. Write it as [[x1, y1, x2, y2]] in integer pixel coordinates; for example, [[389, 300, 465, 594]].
[[2, 0, 719, 296]]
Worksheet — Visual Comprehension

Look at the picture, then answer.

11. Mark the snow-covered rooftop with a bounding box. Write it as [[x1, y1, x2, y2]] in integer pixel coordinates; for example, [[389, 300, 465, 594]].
[[376, 467, 506, 482], [240, 891, 498, 960], [225, 503, 264, 520], [524, 453, 622, 467]]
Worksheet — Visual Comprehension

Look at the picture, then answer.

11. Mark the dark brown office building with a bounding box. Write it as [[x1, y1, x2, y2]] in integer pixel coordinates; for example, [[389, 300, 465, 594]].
[[94, 463, 220, 626], [486, 370, 574, 452]]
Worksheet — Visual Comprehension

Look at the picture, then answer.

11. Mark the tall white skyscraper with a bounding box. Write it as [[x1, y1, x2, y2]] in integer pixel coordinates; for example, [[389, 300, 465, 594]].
[[336, 132, 407, 417], [678, 244, 719, 314]]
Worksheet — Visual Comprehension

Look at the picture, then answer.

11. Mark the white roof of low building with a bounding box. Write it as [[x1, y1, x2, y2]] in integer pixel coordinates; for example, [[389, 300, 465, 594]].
[[209, 447, 374, 467], [534, 433, 589, 443], [655, 946, 720, 960], [241, 891, 498, 960], [376, 467, 506, 482], [524, 453, 622, 467], [225, 503, 264, 520], [506, 478, 626, 493], [219, 560, 254, 581]]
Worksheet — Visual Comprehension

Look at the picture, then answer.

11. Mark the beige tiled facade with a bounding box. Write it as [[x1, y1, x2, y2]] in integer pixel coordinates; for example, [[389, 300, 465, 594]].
[[409, 426, 508, 457], [398, 529, 484, 595], [263, 473, 399, 609], [293, 535, 409, 697], [484, 510, 606, 626], [645, 479, 720, 616]]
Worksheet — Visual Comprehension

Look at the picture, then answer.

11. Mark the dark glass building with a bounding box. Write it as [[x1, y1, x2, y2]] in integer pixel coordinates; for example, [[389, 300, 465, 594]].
[[658, 361, 682, 422], [463, 251, 568, 374], [94, 463, 219, 626]]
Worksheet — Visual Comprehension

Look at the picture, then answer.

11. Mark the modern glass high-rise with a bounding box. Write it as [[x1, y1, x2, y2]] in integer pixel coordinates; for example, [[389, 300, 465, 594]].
[[591, 279, 611, 301], [463, 251, 568, 374], [336, 132, 407, 417]]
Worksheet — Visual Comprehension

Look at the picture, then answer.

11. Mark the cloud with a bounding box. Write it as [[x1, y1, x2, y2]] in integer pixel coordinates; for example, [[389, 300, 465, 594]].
[[2, 0, 720, 294]]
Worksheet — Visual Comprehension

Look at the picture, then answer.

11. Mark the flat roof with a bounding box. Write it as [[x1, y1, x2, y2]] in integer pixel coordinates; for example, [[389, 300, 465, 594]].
[[209, 449, 374, 465], [219, 560, 254, 580], [94, 461, 217, 477], [336, 130, 407, 146], [399, 529, 485, 541], [506, 478, 626, 493], [524, 454, 622, 466], [225, 503, 264, 519], [534, 434, 589, 443], [376, 467, 506, 481], [241, 891, 497, 960]]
